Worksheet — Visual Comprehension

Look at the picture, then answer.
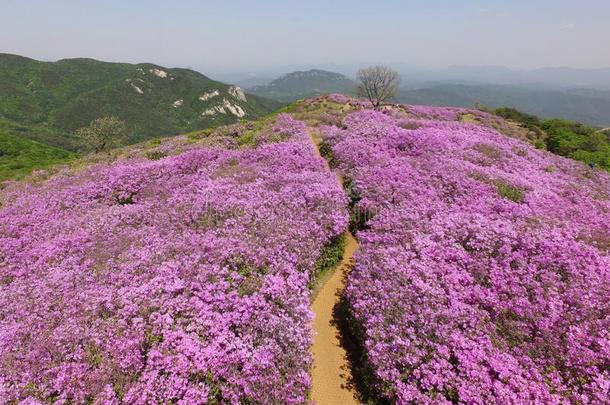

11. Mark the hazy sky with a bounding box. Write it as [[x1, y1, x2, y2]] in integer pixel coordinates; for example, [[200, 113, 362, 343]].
[[1, 0, 609, 72]]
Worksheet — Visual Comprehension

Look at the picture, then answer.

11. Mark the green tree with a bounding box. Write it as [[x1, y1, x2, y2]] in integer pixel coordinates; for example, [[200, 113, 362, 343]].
[[76, 117, 127, 153]]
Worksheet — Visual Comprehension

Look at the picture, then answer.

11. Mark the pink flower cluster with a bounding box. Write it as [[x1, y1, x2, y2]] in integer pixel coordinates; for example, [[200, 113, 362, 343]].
[[0, 114, 348, 404], [322, 108, 610, 404], [406, 104, 467, 121], [328, 93, 373, 108]]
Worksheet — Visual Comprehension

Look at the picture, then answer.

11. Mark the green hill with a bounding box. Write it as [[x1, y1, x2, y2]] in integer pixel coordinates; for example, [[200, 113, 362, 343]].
[[0, 53, 282, 150], [248, 69, 356, 102], [0, 129, 74, 181]]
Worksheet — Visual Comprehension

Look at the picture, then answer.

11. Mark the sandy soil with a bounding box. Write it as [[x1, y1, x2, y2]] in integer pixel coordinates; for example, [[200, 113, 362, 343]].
[[311, 232, 360, 405], [308, 128, 361, 404]]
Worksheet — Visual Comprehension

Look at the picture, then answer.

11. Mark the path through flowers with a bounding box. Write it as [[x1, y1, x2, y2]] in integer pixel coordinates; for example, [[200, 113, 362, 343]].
[[308, 129, 360, 405]]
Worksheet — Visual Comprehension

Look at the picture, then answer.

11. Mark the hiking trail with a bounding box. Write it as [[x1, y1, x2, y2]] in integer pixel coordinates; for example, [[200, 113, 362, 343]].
[[308, 129, 361, 405]]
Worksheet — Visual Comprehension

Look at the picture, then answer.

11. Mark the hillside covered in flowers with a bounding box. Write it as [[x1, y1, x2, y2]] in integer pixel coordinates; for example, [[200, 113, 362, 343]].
[[1, 94, 609, 404], [0, 114, 348, 403], [318, 97, 610, 404]]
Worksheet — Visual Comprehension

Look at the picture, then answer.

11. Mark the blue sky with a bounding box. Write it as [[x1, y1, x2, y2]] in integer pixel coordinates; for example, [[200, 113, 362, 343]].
[[1, 0, 609, 71]]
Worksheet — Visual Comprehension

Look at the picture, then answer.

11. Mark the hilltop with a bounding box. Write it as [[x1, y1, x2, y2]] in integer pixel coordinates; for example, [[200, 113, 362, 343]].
[[0, 54, 282, 150], [248, 69, 356, 102]]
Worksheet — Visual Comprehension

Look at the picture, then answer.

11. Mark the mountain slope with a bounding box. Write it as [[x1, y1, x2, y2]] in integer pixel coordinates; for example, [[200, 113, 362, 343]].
[[248, 69, 356, 102], [0, 129, 74, 181], [2, 96, 608, 403], [0, 113, 348, 403], [0, 54, 282, 150], [396, 83, 610, 127]]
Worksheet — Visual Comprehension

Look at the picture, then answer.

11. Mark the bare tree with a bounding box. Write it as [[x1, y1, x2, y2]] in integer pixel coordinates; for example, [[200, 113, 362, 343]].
[[76, 116, 127, 153], [357, 66, 401, 109]]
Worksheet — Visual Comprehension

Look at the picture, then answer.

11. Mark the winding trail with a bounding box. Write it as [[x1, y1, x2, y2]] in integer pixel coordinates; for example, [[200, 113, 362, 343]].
[[308, 129, 361, 404]]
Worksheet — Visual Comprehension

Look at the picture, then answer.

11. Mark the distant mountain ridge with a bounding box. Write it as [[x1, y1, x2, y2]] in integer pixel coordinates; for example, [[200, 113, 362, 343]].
[[248, 69, 356, 102], [0, 53, 281, 150], [243, 64, 610, 127], [208, 64, 610, 90], [396, 83, 610, 127], [419, 65, 610, 87]]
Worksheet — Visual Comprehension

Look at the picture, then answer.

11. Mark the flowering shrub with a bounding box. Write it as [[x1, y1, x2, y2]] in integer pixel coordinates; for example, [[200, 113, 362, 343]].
[[0, 114, 348, 404], [407, 104, 466, 121], [322, 108, 610, 404], [328, 93, 373, 109], [328, 93, 350, 104]]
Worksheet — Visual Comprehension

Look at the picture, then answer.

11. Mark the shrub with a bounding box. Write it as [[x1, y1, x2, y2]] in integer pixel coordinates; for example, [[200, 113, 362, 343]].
[[309, 234, 346, 288], [318, 141, 335, 166], [144, 150, 167, 160], [494, 107, 541, 130]]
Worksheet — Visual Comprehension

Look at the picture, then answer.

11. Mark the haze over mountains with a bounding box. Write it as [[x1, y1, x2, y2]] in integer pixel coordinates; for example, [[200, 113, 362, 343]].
[[395, 84, 610, 127], [397, 65, 610, 89], [248, 70, 356, 103], [2, 52, 610, 183], [233, 65, 610, 127], [211, 64, 610, 90]]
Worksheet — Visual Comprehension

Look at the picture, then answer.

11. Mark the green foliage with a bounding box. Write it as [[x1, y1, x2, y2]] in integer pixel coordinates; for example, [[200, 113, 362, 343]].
[[542, 119, 610, 170], [144, 150, 167, 160], [490, 106, 610, 171], [236, 129, 259, 147], [342, 176, 375, 233], [84, 342, 103, 368], [76, 116, 127, 153], [494, 107, 541, 130], [318, 141, 335, 166], [0, 53, 282, 151], [0, 130, 74, 180], [495, 180, 526, 203], [534, 139, 547, 150], [310, 234, 347, 288]]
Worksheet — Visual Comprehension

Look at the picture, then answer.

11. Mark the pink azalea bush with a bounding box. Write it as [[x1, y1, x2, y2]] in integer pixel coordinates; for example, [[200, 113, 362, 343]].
[[328, 93, 373, 108], [406, 104, 466, 121], [0, 114, 348, 404], [322, 108, 610, 404]]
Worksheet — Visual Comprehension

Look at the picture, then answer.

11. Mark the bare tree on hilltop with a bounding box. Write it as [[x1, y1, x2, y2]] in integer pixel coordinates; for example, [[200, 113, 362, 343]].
[[357, 66, 401, 109]]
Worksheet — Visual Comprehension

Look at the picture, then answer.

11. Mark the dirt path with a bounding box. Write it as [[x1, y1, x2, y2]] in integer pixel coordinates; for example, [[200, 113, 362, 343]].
[[311, 232, 359, 404], [308, 129, 361, 404]]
